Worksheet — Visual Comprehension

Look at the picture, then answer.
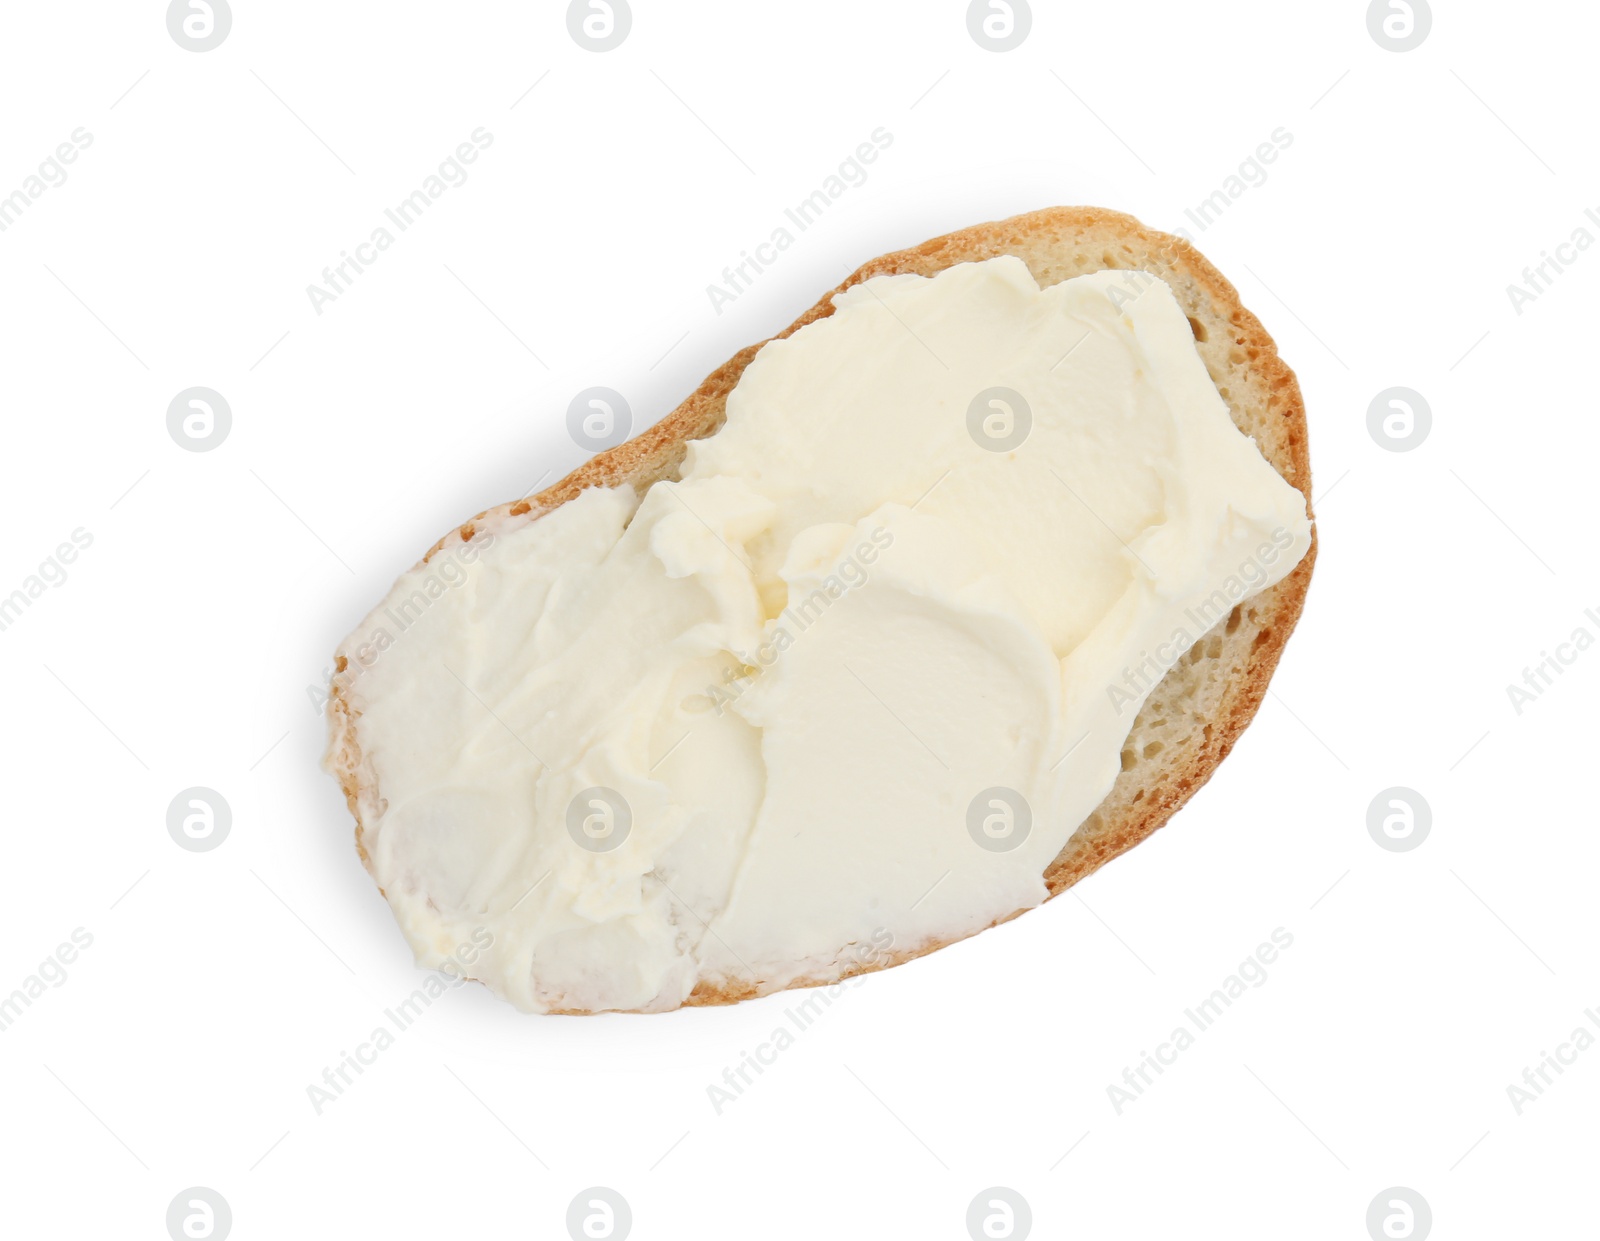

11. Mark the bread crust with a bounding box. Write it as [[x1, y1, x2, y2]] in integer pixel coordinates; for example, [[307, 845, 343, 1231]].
[[326, 206, 1316, 1012]]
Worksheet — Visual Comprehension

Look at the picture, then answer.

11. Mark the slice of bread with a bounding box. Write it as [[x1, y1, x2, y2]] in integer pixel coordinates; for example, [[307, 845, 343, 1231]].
[[326, 206, 1316, 1010]]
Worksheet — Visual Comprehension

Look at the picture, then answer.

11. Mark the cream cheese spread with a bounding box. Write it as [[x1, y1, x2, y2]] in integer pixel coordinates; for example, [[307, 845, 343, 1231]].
[[331, 256, 1312, 1013]]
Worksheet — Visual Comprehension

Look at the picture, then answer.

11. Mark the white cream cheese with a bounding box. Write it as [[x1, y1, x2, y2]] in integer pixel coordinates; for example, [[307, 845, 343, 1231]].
[[330, 256, 1312, 1013]]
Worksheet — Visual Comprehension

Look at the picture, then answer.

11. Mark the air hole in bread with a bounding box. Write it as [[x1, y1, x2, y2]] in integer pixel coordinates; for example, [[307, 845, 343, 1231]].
[[1188, 316, 1207, 342], [1143, 741, 1163, 758], [1225, 605, 1242, 634], [1120, 749, 1137, 771]]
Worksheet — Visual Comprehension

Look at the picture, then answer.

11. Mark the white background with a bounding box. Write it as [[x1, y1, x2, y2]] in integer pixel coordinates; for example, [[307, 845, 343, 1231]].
[[0, 1, 1594, 1237]]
